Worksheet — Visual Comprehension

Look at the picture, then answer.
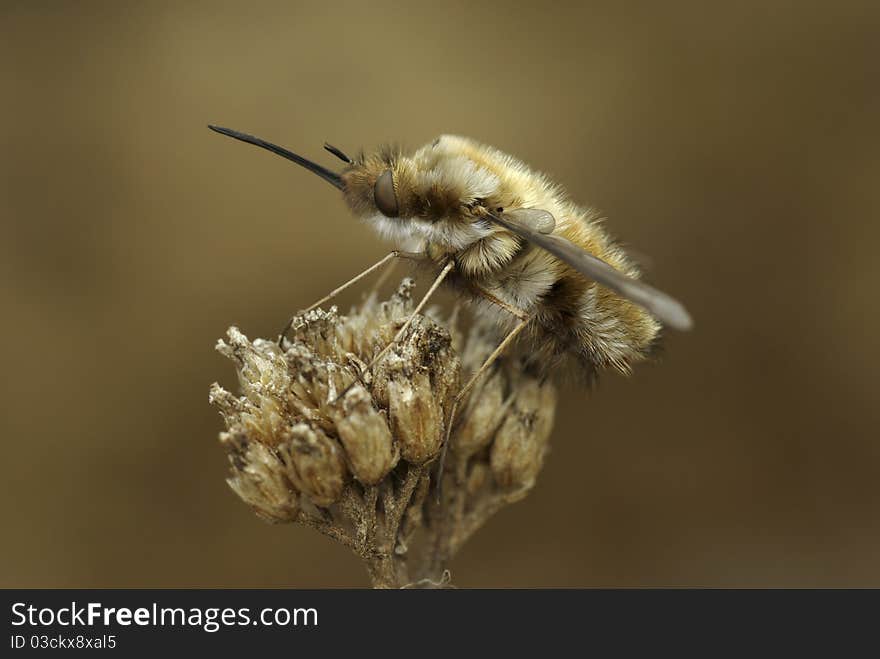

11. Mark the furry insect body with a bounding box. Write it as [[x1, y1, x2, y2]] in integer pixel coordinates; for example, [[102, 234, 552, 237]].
[[209, 127, 691, 381], [342, 135, 669, 376]]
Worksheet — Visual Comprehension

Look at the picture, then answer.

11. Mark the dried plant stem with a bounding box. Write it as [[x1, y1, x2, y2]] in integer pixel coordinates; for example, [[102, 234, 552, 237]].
[[295, 464, 432, 588], [419, 462, 482, 580]]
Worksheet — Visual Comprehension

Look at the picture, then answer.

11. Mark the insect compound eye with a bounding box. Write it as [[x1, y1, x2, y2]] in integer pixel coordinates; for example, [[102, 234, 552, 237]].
[[373, 169, 399, 217]]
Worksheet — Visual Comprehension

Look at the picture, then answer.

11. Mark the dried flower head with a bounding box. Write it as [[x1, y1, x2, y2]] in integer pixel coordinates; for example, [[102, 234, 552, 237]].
[[211, 280, 557, 587]]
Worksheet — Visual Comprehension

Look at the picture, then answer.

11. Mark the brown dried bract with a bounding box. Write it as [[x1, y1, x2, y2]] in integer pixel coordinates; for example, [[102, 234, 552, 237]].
[[210, 280, 557, 587]]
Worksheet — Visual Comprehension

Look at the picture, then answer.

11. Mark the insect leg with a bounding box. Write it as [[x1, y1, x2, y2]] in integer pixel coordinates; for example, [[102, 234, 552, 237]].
[[436, 314, 532, 498], [331, 260, 455, 403], [370, 242, 427, 295], [277, 250, 426, 347], [469, 284, 529, 320], [457, 316, 531, 403]]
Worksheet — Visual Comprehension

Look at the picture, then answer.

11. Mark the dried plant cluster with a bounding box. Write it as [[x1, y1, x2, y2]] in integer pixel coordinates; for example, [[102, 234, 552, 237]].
[[210, 280, 557, 588]]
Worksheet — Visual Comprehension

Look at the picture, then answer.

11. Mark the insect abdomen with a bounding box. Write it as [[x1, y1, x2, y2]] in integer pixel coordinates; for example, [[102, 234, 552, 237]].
[[475, 208, 662, 376]]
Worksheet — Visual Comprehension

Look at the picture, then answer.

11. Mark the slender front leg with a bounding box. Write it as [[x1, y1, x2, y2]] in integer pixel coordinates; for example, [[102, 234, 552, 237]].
[[278, 250, 426, 347], [331, 260, 456, 403]]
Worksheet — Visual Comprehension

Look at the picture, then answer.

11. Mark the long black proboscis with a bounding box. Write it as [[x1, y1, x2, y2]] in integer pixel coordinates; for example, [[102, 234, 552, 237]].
[[208, 125, 343, 190]]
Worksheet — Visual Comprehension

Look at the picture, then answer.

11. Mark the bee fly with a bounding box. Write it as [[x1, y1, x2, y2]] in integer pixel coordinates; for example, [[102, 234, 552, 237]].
[[209, 126, 692, 464]]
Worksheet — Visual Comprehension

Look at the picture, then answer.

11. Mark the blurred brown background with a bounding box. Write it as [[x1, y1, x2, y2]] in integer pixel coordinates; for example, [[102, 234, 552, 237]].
[[1, 0, 878, 587]]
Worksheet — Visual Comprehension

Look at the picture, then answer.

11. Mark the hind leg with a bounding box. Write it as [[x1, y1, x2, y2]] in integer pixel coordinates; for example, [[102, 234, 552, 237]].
[[278, 250, 426, 347], [436, 309, 532, 498]]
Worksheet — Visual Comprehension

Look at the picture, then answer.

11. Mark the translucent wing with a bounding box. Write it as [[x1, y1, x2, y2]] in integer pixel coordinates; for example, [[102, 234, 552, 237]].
[[502, 208, 556, 234], [490, 210, 693, 330]]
